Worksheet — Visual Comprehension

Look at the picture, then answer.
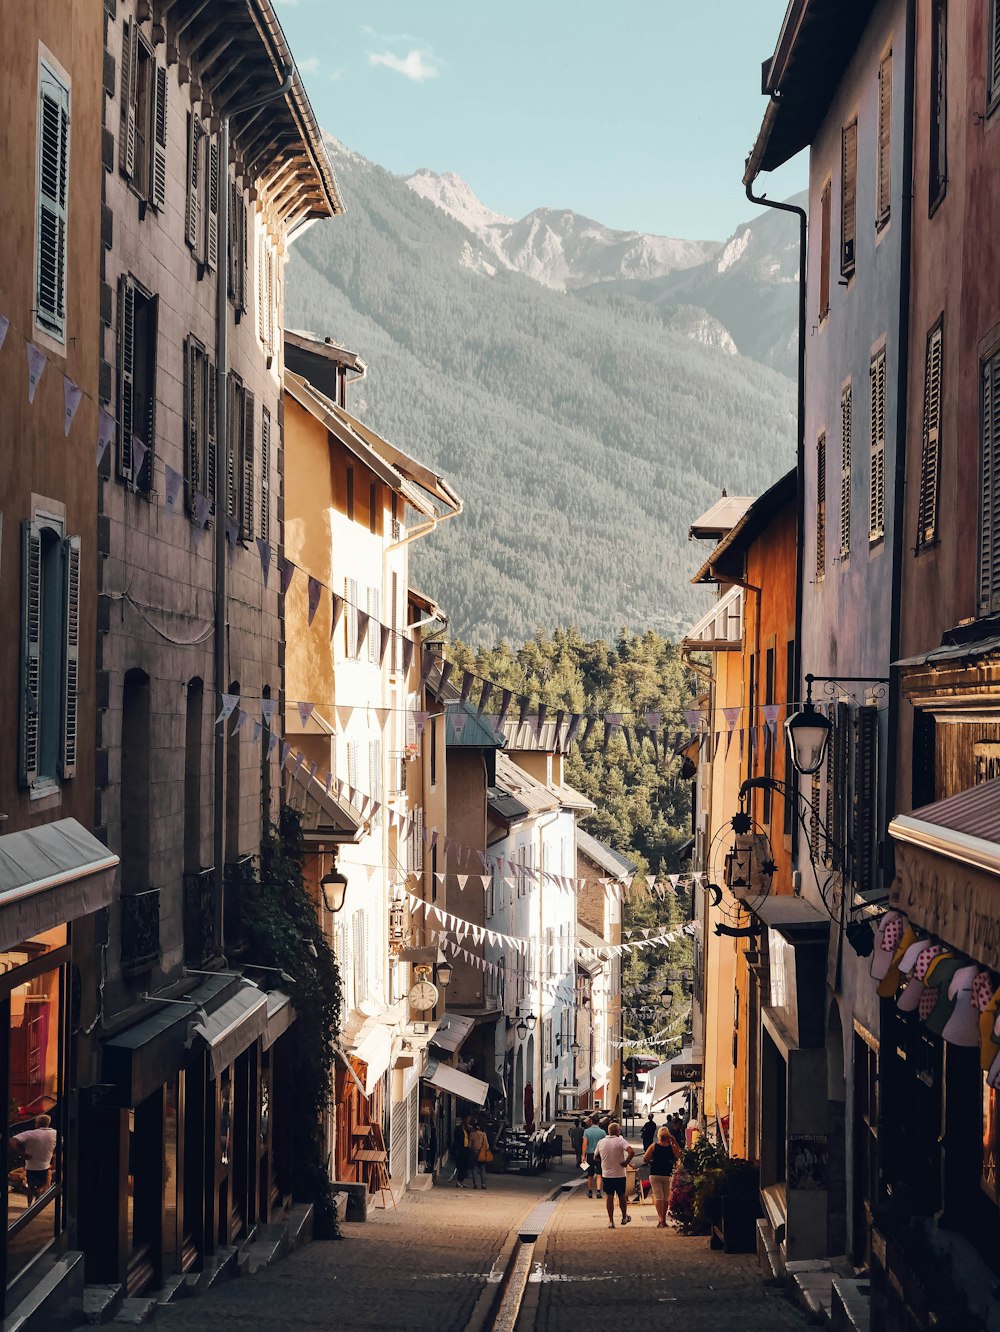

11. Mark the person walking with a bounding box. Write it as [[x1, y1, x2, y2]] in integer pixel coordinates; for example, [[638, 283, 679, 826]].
[[468, 1119, 490, 1190], [641, 1114, 657, 1151], [569, 1116, 585, 1166], [581, 1116, 606, 1199], [11, 1113, 57, 1206], [451, 1115, 471, 1188], [594, 1122, 634, 1228], [643, 1124, 681, 1228]]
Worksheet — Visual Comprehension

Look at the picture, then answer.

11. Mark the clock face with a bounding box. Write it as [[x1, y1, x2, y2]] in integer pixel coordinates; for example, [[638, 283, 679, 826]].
[[408, 980, 439, 1012]]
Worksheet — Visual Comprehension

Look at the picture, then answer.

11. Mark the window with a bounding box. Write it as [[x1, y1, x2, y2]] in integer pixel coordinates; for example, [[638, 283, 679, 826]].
[[841, 119, 858, 276], [917, 319, 944, 550], [840, 385, 853, 559], [368, 738, 382, 819], [979, 347, 1000, 616], [119, 21, 166, 210], [19, 521, 79, 788], [121, 669, 151, 893], [816, 433, 827, 578], [367, 588, 380, 663], [763, 646, 775, 825], [877, 50, 892, 228], [430, 714, 437, 787], [226, 374, 254, 540], [257, 234, 275, 355], [390, 572, 399, 671], [228, 181, 248, 316], [431, 845, 438, 903], [117, 275, 157, 490], [410, 807, 423, 873], [930, 0, 947, 209], [989, 0, 1000, 114], [818, 179, 831, 320], [184, 115, 219, 273], [35, 62, 70, 342], [345, 577, 359, 658], [182, 335, 215, 512], [369, 481, 378, 535], [869, 349, 887, 542], [260, 407, 271, 543]]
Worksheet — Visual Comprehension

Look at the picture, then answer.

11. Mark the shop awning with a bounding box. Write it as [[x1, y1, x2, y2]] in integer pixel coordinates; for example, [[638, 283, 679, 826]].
[[262, 990, 295, 1051], [423, 1059, 489, 1107], [190, 984, 269, 1079], [353, 1022, 393, 1095], [429, 1012, 475, 1054], [0, 818, 119, 952]]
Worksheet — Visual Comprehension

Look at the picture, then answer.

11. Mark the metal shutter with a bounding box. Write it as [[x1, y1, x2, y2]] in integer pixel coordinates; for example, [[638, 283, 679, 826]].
[[917, 320, 943, 550]]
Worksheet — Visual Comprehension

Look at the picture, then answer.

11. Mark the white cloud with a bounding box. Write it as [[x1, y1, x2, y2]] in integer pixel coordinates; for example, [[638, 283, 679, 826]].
[[329, 68, 343, 82], [299, 55, 321, 75], [369, 49, 438, 82]]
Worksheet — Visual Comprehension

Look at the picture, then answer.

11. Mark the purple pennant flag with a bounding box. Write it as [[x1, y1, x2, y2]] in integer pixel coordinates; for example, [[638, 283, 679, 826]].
[[580, 716, 597, 746], [356, 610, 370, 653], [292, 751, 306, 778], [763, 703, 780, 743], [402, 637, 414, 672], [193, 492, 212, 529], [296, 701, 315, 728], [307, 576, 322, 626], [232, 708, 250, 735], [644, 711, 662, 731], [477, 680, 493, 717], [419, 647, 436, 686], [460, 671, 474, 704], [280, 742, 292, 770], [225, 515, 238, 547], [324, 770, 332, 796], [330, 594, 344, 639], [536, 702, 547, 738], [97, 408, 115, 468], [278, 556, 295, 594], [308, 760, 318, 783], [723, 707, 740, 734], [379, 624, 391, 666], [261, 698, 277, 728], [267, 732, 279, 758], [518, 695, 530, 727], [452, 714, 467, 741], [63, 377, 83, 435], [132, 437, 149, 489], [553, 708, 565, 749], [163, 464, 183, 512], [0, 315, 8, 350], [497, 688, 512, 730], [565, 714, 583, 748], [684, 708, 702, 732], [250, 720, 263, 744], [26, 343, 46, 403], [257, 538, 272, 587], [437, 660, 453, 694], [413, 710, 429, 738]]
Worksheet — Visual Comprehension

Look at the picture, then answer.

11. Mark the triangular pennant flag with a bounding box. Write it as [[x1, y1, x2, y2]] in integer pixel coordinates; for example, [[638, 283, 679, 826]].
[[267, 732, 279, 758], [723, 706, 740, 733], [644, 711, 662, 730], [336, 705, 354, 730], [379, 624, 391, 666], [63, 377, 83, 435], [413, 710, 429, 739], [215, 693, 239, 725], [257, 538, 272, 586], [163, 464, 183, 513], [518, 696, 530, 727], [457, 875, 469, 892], [565, 714, 583, 748], [0, 315, 8, 350], [684, 708, 702, 731], [280, 742, 293, 770], [324, 770, 332, 795], [250, 720, 263, 744], [193, 492, 212, 529], [232, 708, 250, 735], [292, 751, 306, 777], [497, 688, 513, 730], [402, 637, 414, 672], [97, 408, 115, 467], [26, 343, 46, 403], [763, 703, 780, 741], [419, 647, 437, 687], [535, 702, 547, 738], [460, 671, 474, 704], [477, 680, 493, 717], [622, 724, 634, 756], [307, 576, 322, 626], [132, 437, 149, 488], [581, 716, 597, 746], [278, 556, 295, 594], [437, 660, 453, 694], [308, 760, 318, 783], [261, 698, 277, 727], [356, 609, 370, 652], [225, 516, 239, 551], [296, 701, 316, 728], [374, 707, 390, 730], [330, 594, 344, 638]]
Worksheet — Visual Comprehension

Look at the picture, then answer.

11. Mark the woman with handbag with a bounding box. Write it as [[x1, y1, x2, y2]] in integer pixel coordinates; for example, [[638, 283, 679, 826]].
[[468, 1119, 492, 1190], [643, 1125, 681, 1228]]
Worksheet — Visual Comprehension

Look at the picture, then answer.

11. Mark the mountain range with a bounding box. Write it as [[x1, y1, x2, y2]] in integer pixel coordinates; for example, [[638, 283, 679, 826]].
[[285, 140, 798, 644]]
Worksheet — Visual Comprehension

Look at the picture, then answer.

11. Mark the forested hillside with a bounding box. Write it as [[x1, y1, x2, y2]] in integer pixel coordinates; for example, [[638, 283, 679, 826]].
[[287, 141, 796, 643]]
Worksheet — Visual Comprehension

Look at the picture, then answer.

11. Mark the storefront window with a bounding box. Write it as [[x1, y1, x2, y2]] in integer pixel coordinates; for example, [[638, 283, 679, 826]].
[[982, 1074, 998, 1203], [164, 1079, 179, 1273]]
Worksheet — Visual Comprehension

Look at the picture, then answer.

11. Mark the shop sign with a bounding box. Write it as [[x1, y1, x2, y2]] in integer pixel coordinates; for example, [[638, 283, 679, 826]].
[[975, 742, 1000, 786], [891, 841, 1000, 971], [671, 1063, 702, 1082]]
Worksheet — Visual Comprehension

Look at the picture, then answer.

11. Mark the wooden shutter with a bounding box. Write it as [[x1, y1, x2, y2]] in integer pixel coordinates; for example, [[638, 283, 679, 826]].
[[226, 376, 240, 520], [229, 186, 248, 314], [239, 196, 249, 315], [819, 180, 831, 319], [228, 182, 239, 303], [348, 577, 359, 657], [840, 385, 852, 558], [183, 336, 201, 508], [990, 0, 1000, 110], [205, 136, 219, 271], [852, 706, 879, 893], [138, 294, 158, 491], [185, 113, 202, 253], [869, 350, 886, 540], [19, 523, 42, 788], [368, 588, 380, 662], [259, 404, 271, 540], [917, 320, 943, 549], [930, 0, 947, 207], [36, 67, 70, 340], [979, 351, 1000, 615], [60, 535, 80, 779], [816, 432, 827, 578], [877, 50, 892, 226], [119, 19, 138, 181], [206, 358, 217, 504], [241, 389, 255, 540], [117, 274, 136, 481], [151, 63, 167, 209], [841, 120, 857, 274]]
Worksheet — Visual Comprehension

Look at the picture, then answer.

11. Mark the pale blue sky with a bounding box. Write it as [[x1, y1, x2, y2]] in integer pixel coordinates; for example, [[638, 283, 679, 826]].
[[275, 1, 806, 242]]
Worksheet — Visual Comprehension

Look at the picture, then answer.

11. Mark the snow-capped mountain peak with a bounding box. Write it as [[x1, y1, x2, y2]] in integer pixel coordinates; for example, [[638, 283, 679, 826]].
[[405, 168, 513, 234]]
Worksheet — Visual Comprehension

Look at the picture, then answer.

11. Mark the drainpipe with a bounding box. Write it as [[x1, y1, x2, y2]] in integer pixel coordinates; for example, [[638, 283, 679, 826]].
[[213, 67, 295, 953]]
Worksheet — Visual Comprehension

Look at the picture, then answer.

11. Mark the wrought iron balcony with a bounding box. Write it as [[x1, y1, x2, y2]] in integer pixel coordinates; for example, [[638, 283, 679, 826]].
[[121, 889, 161, 976], [184, 868, 217, 968]]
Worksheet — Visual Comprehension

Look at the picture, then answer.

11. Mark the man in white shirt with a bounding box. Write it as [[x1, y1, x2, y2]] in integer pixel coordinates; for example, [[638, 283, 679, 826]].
[[12, 1113, 57, 1205], [594, 1122, 634, 1228]]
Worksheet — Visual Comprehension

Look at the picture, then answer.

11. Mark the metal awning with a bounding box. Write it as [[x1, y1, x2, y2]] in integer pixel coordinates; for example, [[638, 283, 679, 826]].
[[0, 818, 119, 953], [262, 989, 295, 1051], [190, 984, 269, 1079], [429, 1013, 475, 1054], [422, 1059, 489, 1107]]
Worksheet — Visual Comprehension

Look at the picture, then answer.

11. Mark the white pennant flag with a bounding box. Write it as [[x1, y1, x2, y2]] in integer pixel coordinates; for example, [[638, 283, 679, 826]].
[[296, 701, 316, 728], [0, 315, 8, 350], [215, 693, 239, 725], [26, 343, 46, 403], [63, 377, 83, 435]]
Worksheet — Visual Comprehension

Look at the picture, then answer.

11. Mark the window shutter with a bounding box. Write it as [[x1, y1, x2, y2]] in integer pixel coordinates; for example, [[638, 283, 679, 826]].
[[841, 120, 857, 274], [260, 407, 271, 543], [819, 181, 831, 319], [183, 336, 199, 508], [241, 388, 255, 540], [117, 275, 136, 482], [917, 321, 943, 549], [816, 432, 826, 578], [151, 63, 167, 210], [347, 577, 359, 658], [138, 294, 158, 491], [206, 359, 217, 504], [119, 19, 138, 181], [368, 588, 380, 662], [205, 136, 219, 271], [19, 522, 41, 789], [258, 236, 267, 345], [60, 535, 80, 779], [229, 187, 248, 315], [412, 807, 423, 872], [990, 0, 1000, 110], [852, 705, 879, 893], [979, 351, 1000, 615], [36, 68, 70, 340], [877, 51, 892, 226], [266, 248, 275, 354], [185, 113, 202, 253], [840, 386, 852, 558], [869, 351, 886, 540]]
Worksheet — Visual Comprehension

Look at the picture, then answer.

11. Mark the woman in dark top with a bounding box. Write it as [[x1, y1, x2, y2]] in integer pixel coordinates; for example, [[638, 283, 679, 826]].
[[643, 1126, 680, 1228]]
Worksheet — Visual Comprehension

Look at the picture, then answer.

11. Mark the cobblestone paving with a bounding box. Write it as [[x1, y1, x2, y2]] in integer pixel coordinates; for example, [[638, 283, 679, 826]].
[[160, 1166, 564, 1332], [521, 1188, 810, 1331]]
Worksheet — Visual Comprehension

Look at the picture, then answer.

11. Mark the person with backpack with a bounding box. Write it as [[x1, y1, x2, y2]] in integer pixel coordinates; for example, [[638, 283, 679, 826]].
[[643, 1123, 681, 1228]]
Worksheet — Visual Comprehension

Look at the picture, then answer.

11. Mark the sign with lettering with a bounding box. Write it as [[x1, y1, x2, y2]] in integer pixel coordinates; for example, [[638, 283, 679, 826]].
[[891, 840, 1000, 970], [975, 742, 1000, 786], [670, 1063, 702, 1082]]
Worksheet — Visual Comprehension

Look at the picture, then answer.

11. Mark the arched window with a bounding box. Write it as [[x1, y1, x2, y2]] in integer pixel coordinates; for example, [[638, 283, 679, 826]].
[[121, 669, 151, 893], [184, 678, 203, 873]]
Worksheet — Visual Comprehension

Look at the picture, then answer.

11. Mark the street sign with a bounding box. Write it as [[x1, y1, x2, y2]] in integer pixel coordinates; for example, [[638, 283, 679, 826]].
[[671, 1063, 702, 1082]]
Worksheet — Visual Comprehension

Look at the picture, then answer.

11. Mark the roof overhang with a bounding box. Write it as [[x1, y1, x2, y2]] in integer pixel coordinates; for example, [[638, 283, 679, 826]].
[[691, 470, 796, 585], [681, 584, 743, 651], [282, 765, 364, 844], [688, 495, 755, 541], [0, 818, 119, 953]]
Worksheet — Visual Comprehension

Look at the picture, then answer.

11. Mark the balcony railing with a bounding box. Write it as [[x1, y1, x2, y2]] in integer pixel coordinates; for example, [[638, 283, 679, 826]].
[[121, 889, 161, 975], [184, 868, 216, 968]]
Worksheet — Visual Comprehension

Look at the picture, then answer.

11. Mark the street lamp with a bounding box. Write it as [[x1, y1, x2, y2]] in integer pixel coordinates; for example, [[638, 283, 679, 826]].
[[784, 699, 832, 776], [570, 1039, 582, 1056], [321, 865, 349, 914], [516, 1015, 528, 1040], [525, 1011, 537, 1032], [436, 960, 453, 988]]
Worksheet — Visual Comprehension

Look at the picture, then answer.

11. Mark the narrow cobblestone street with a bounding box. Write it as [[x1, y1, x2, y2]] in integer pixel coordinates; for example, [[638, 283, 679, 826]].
[[159, 1155, 809, 1332]]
